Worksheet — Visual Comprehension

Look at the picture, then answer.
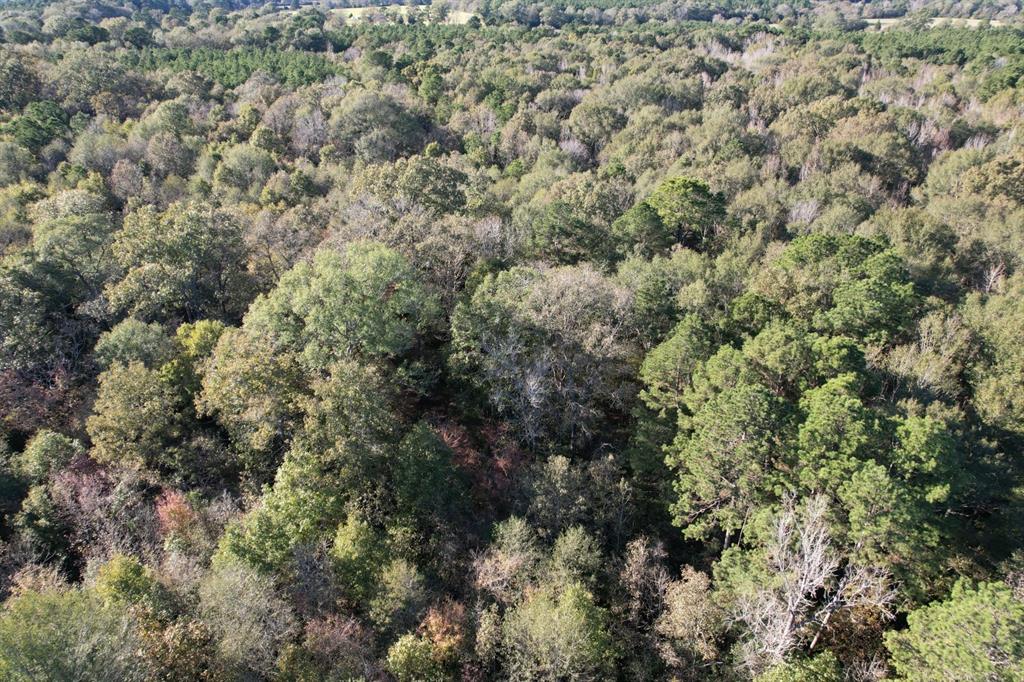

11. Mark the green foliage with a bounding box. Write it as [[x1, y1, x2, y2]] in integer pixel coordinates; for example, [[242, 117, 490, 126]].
[[331, 513, 387, 601], [642, 176, 727, 252], [500, 582, 617, 680], [87, 361, 184, 470], [0, 587, 151, 681], [107, 203, 253, 321], [352, 155, 467, 215], [0, 53, 40, 112], [94, 318, 175, 371], [885, 580, 1024, 680], [525, 199, 612, 265], [49, 49, 136, 113], [12, 429, 83, 482], [369, 558, 429, 635], [756, 234, 919, 346], [966, 274, 1024, 435], [548, 526, 602, 588], [756, 652, 842, 682], [95, 554, 171, 617], [1, 8, 1024, 679], [213, 143, 276, 200], [244, 242, 441, 372], [63, 22, 109, 45], [639, 314, 715, 414], [197, 327, 306, 477], [12, 484, 69, 557], [123, 27, 152, 49], [612, 200, 670, 259], [668, 381, 792, 539], [795, 373, 881, 491], [129, 47, 340, 88], [217, 360, 399, 571], [159, 319, 227, 397], [386, 634, 450, 682], [330, 90, 430, 162], [0, 141, 36, 187], [860, 26, 1024, 68], [5, 101, 67, 152], [30, 189, 116, 300]]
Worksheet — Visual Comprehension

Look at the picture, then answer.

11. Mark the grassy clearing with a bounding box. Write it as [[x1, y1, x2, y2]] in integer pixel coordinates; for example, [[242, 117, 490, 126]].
[[864, 16, 1006, 29]]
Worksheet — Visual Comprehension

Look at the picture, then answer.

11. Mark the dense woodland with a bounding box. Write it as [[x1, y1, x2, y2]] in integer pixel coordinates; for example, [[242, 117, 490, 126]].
[[1, 0, 1024, 679]]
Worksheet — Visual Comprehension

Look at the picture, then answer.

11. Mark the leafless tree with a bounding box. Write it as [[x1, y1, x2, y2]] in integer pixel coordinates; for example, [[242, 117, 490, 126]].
[[619, 537, 670, 629], [292, 108, 329, 159], [656, 566, 725, 675], [734, 495, 896, 674], [472, 518, 542, 605], [199, 559, 297, 677], [303, 613, 383, 680]]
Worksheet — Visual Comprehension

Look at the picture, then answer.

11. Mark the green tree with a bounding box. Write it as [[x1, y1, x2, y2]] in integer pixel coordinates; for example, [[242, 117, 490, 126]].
[[86, 361, 184, 470], [331, 513, 387, 603], [611, 200, 671, 259], [243, 242, 441, 373], [7, 101, 68, 152], [524, 200, 611, 265], [106, 203, 253, 322], [0, 268, 53, 373], [12, 430, 83, 483], [197, 328, 307, 482], [351, 155, 467, 215], [756, 652, 842, 682], [30, 189, 116, 301], [500, 582, 617, 680], [754, 234, 918, 346], [643, 176, 727, 252], [417, 65, 444, 104], [0, 141, 37, 187], [12, 484, 69, 559], [330, 91, 429, 162], [0, 587, 151, 681], [165, 319, 226, 377], [639, 315, 716, 415], [48, 49, 137, 113], [93, 319, 175, 371], [369, 558, 429, 635], [794, 374, 881, 493], [94, 554, 171, 617], [966, 274, 1024, 435], [386, 634, 450, 682], [213, 143, 277, 200], [123, 27, 152, 49], [615, 249, 706, 348], [567, 100, 625, 155], [885, 580, 1024, 681], [668, 381, 793, 540], [216, 361, 398, 572], [0, 53, 40, 112]]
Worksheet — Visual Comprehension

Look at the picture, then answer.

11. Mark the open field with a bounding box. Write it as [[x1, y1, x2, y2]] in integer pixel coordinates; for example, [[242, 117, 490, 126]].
[[864, 16, 1007, 28]]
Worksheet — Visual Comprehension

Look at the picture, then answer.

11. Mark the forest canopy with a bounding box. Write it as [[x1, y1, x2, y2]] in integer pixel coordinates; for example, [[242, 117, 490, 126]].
[[1, 0, 1024, 679]]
